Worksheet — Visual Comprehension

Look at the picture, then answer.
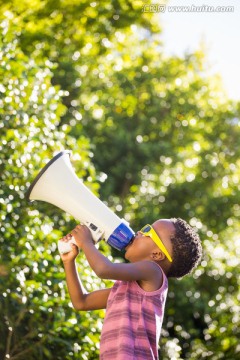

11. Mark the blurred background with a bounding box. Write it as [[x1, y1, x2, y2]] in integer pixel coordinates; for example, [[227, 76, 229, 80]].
[[0, 0, 239, 359]]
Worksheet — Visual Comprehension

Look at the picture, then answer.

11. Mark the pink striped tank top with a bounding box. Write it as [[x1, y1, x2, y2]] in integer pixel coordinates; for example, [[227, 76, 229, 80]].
[[100, 267, 168, 359]]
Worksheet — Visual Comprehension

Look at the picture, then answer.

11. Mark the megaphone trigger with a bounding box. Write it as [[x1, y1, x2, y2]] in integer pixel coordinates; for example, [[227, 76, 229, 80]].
[[84, 221, 104, 242]]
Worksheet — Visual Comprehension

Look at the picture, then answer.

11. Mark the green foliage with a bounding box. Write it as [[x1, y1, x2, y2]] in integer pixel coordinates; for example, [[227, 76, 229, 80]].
[[1, 1, 240, 359], [0, 15, 107, 359]]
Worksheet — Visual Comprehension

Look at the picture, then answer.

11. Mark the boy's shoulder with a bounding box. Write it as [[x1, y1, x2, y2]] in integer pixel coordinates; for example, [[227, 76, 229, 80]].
[[128, 260, 167, 293]]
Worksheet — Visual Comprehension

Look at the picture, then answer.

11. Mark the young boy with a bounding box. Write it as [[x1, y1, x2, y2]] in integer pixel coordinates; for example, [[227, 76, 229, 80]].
[[60, 218, 202, 359]]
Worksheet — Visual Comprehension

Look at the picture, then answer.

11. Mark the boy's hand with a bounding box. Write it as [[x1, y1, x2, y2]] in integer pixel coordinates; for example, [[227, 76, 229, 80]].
[[71, 224, 94, 249], [60, 233, 79, 263]]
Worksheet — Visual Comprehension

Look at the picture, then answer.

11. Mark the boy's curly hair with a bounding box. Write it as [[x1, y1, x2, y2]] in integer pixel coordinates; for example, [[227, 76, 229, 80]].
[[168, 218, 202, 278]]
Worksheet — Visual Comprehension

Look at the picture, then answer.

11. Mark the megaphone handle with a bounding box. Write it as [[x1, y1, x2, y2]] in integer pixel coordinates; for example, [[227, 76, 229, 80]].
[[58, 221, 104, 254], [58, 236, 77, 254]]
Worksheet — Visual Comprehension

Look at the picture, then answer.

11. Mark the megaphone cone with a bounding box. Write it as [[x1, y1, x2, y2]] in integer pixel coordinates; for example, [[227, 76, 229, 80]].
[[26, 151, 135, 253]]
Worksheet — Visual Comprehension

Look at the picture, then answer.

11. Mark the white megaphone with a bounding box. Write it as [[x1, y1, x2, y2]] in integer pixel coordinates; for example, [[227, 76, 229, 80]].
[[26, 151, 135, 254]]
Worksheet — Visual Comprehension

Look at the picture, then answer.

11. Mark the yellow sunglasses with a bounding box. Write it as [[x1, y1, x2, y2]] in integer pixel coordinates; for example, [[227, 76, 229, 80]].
[[140, 224, 172, 262]]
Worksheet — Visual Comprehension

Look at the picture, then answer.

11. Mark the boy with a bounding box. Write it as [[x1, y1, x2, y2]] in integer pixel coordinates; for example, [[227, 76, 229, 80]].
[[60, 218, 202, 359]]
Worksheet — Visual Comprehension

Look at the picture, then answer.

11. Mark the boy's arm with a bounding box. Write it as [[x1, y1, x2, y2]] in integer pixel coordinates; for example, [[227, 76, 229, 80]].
[[72, 225, 162, 287], [63, 259, 111, 310], [61, 241, 111, 311]]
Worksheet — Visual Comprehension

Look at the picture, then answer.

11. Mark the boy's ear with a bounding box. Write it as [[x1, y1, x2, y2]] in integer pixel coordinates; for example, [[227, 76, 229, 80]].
[[151, 250, 165, 261]]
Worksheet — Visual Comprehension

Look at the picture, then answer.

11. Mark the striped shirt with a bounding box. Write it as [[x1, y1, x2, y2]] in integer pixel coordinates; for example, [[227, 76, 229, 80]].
[[100, 266, 168, 359]]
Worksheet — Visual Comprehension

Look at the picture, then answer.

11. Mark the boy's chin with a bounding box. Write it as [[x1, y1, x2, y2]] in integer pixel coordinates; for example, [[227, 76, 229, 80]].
[[124, 248, 130, 260]]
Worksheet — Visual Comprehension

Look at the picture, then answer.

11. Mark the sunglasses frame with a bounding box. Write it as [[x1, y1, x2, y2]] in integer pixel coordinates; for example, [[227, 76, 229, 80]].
[[140, 224, 173, 262]]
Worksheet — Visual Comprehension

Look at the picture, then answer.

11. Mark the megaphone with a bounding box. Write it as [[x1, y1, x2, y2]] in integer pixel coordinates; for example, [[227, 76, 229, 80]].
[[26, 151, 135, 254]]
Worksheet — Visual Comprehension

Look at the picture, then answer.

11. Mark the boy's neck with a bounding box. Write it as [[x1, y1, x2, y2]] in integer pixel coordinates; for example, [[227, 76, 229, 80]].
[[156, 260, 170, 277]]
